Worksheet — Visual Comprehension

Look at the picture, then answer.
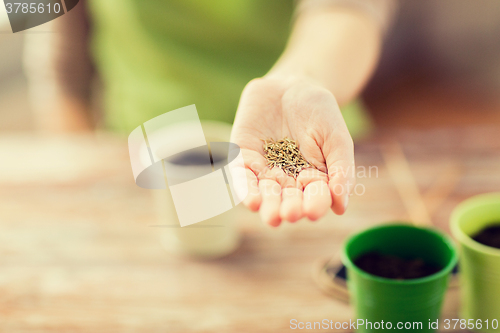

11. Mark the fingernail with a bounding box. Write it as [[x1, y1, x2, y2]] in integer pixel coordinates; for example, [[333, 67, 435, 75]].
[[343, 194, 350, 212]]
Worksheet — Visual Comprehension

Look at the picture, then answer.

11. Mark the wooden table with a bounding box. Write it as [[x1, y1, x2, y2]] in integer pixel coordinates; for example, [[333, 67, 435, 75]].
[[1, 125, 499, 332]]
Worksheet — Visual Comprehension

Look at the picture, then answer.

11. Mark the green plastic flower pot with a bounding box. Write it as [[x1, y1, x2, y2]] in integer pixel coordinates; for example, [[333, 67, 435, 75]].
[[451, 193, 500, 333], [342, 224, 458, 333]]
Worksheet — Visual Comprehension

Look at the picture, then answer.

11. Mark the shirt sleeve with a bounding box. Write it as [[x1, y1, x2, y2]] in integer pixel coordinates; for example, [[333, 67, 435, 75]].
[[295, 0, 399, 36]]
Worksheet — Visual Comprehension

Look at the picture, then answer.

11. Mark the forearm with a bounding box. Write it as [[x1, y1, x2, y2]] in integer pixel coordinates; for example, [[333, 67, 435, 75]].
[[268, 7, 386, 106]]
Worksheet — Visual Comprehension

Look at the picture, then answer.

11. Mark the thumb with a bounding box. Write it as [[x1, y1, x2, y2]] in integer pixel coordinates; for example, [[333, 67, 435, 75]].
[[323, 132, 355, 215]]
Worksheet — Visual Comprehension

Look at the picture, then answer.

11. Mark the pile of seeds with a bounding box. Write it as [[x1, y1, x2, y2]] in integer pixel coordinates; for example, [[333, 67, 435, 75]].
[[263, 138, 315, 178]]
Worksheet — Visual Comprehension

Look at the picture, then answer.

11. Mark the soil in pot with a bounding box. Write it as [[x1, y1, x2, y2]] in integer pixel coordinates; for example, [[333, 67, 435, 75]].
[[472, 224, 500, 249], [354, 252, 442, 280]]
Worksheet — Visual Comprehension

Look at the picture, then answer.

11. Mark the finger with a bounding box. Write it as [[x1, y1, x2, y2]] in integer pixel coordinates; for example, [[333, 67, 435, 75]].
[[280, 187, 303, 223], [259, 179, 282, 227], [329, 172, 354, 215], [241, 149, 268, 175], [296, 168, 328, 188], [225, 147, 261, 211], [228, 148, 267, 211], [243, 168, 261, 211], [324, 134, 355, 215], [259, 164, 290, 186], [303, 180, 332, 221]]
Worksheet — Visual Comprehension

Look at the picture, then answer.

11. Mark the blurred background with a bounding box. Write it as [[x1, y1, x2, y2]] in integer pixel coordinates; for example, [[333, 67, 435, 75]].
[[1, 1, 500, 332], [1, 1, 500, 133], [0, 10, 32, 131]]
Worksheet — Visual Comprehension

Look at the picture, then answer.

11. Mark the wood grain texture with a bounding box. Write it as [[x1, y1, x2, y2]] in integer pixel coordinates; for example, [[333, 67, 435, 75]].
[[0, 125, 499, 332]]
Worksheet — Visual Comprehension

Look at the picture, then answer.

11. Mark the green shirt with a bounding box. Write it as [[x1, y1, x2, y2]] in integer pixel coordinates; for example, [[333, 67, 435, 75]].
[[88, 0, 371, 138], [89, 0, 294, 132]]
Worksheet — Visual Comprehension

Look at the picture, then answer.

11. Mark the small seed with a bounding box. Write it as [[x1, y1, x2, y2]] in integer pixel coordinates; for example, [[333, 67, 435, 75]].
[[262, 138, 316, 178]]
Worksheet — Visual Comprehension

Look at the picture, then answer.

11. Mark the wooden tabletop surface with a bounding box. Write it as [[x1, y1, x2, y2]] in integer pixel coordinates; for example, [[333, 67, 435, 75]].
[[1, 124, 499, 332]]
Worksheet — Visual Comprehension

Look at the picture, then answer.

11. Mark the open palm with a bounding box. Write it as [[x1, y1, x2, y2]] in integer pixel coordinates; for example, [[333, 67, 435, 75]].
[[231, 76, 355, 226]]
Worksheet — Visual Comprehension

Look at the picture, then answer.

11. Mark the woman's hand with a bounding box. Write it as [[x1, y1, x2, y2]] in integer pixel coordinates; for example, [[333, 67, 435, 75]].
[[231, 75, 355, 227]]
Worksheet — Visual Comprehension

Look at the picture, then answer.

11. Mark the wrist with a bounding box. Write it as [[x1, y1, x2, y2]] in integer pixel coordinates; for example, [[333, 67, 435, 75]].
[[264, 69, 324, 90]]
